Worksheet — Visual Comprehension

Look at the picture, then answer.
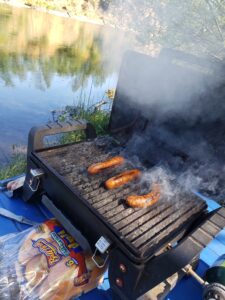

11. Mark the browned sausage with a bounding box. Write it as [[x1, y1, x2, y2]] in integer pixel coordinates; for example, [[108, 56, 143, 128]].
[[126, 184, 160, 208], [88, 156, 125, 175], [104, 169, 141, 189]]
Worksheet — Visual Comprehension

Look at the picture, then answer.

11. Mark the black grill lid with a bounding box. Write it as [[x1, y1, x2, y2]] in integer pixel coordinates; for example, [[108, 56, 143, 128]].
[[109, 49, 223, 133]]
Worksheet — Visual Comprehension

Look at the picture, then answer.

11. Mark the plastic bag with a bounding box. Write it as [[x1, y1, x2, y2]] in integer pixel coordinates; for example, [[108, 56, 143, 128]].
[[0, 219, 105, 300]]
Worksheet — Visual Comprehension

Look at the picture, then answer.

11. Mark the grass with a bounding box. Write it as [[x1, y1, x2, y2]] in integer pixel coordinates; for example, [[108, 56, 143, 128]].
[[58, 105, 110, 144], [0, 106, 110, 181], [0, 154, 26, 180], [76, 108, 110, 136]]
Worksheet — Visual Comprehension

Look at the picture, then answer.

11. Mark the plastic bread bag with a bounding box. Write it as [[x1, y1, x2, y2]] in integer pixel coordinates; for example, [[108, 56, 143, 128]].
[[0, 219, 106, 300]]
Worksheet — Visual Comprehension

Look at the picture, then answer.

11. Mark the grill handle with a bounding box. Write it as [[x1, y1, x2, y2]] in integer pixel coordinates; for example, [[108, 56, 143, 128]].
[[27, 120, 96, 154]]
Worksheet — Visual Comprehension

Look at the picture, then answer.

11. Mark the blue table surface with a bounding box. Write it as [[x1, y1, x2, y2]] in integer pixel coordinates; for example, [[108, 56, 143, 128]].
[[0, 178, 224, 300]]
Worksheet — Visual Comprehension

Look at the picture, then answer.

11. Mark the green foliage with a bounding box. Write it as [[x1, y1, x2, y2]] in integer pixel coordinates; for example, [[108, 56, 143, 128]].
[[0, 154, 26, 180], [59, 129, 86, 144], [58, 106, 110, 144], [74, 108, 110, 135]]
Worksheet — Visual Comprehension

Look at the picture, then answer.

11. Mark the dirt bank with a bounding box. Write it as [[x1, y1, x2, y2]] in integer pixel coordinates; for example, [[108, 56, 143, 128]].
[[0, 0, 105, 25]]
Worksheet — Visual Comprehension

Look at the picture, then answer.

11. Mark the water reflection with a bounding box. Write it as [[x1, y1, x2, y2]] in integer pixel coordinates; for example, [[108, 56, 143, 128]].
[[0, 4, 129, 163]]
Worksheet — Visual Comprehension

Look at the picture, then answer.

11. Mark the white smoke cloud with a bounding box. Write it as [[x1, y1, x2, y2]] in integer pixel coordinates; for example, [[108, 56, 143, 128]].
[[103, 1, 225, 204]]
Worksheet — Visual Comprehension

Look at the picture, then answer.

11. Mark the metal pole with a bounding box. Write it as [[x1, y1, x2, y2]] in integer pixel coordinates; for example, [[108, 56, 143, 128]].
[[183, 265, 208, 286]]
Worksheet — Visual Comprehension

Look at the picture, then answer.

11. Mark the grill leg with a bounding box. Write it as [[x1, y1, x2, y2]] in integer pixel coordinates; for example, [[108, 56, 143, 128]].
[[138, 257, 200, 300]]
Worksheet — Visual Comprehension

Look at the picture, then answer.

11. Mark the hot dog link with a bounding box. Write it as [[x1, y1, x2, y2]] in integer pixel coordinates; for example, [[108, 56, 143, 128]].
[[88, 156, 125, 175], [104, 169, 141, 189], [126, 184, 160, 208]]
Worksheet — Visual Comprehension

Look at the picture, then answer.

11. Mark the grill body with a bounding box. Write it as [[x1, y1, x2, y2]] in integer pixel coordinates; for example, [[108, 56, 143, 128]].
[[22, 50, 225, 299], [24, 137, 225, 299]]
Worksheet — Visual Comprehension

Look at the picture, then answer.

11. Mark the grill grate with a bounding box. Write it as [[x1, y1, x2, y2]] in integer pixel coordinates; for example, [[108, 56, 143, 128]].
[[39, 138, 206, 258]]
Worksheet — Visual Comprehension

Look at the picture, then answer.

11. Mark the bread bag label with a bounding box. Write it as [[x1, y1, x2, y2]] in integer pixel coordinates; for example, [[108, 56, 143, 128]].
[[32, 238, 61, 267], [50, 231, 70, 257], [31, 219, 89, 286]]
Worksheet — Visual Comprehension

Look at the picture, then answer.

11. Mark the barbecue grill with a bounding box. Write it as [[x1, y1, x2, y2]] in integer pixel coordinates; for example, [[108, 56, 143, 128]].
[[22, 49, 225, 300]]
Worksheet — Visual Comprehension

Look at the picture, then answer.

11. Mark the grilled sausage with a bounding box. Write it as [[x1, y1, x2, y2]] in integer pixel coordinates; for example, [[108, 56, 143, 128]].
[[88, 156, 125, 175], [126, 184, 160, 208], [104, 169, 141, 189]]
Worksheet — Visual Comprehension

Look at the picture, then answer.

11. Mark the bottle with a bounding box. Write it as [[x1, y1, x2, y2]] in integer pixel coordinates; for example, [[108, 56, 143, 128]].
[[205, 254, 225, 285]]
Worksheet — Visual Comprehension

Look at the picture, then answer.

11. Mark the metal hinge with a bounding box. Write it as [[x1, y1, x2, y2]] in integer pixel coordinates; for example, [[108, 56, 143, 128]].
[[28, 168, 44, 192], [92, 236, 111, 268]]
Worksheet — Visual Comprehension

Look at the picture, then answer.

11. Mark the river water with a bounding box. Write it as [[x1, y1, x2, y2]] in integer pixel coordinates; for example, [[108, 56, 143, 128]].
[[0, 4, 130, 165]]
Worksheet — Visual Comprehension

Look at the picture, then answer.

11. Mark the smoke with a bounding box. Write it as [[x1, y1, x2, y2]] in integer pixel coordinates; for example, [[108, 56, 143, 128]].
[[103, 1, 225, 58], [140, 167, 175, 200], [121, 106, 225, 203], [110, 48, 225, 204], [101, 1, 225, 204], [139, 166, 203, 204]]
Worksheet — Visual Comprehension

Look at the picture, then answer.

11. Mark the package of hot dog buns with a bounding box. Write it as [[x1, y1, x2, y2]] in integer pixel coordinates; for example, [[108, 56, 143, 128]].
[[0, 219, 105, 300]]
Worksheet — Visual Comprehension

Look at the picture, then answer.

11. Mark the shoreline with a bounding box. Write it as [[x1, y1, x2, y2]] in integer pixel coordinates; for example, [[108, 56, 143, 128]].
[[0, 0, 105, 26]]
